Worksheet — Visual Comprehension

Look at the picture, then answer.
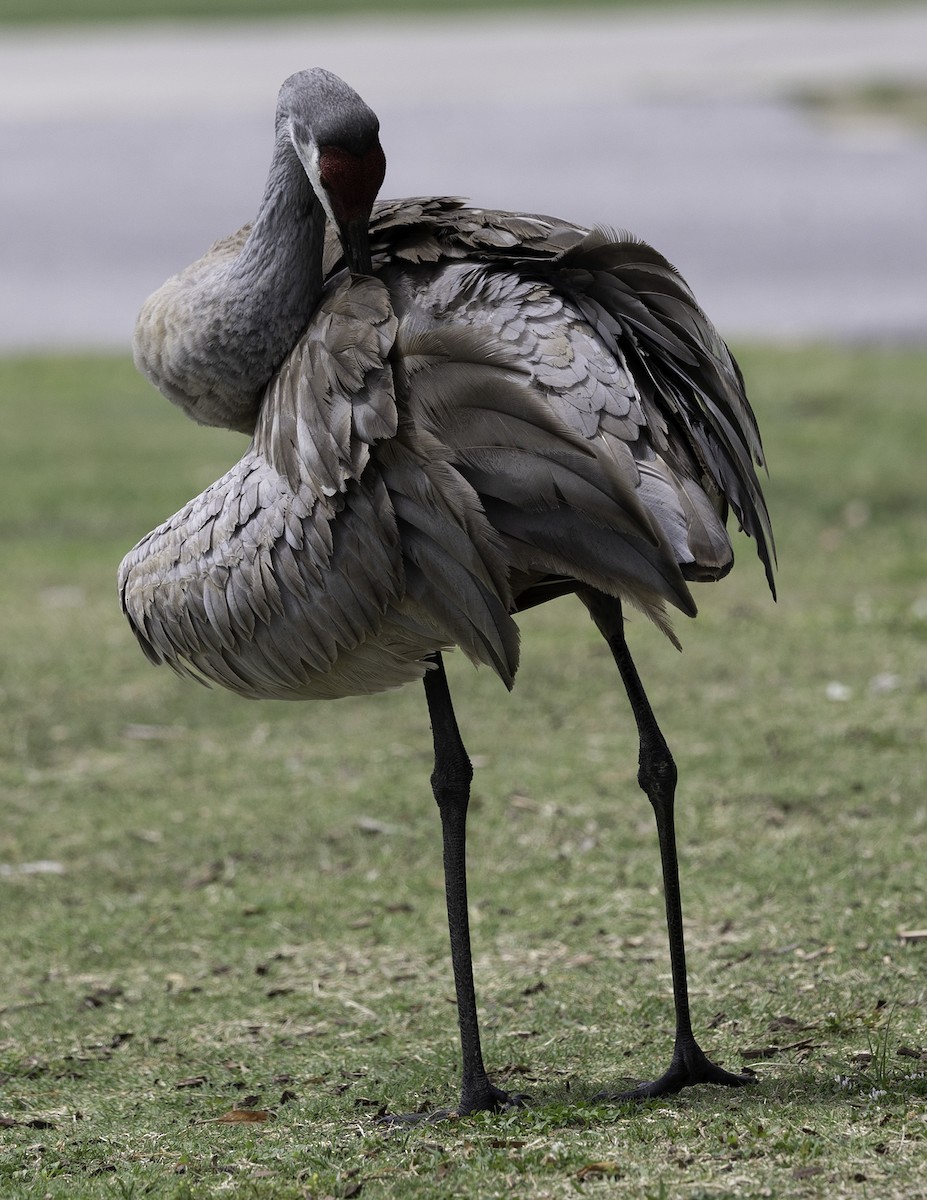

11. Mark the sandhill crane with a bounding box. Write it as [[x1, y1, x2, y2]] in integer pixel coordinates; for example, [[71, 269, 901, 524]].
[[120, 68, 775, 1118]]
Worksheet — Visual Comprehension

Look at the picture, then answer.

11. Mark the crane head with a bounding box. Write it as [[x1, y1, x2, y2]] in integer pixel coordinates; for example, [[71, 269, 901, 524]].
[[278, 67, 385, 276]]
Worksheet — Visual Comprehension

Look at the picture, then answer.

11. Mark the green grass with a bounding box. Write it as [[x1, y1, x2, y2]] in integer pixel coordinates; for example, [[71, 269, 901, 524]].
[[1, 345, 926, 1197], [0, 0, 867, 27], [797, 81, 927, 135]]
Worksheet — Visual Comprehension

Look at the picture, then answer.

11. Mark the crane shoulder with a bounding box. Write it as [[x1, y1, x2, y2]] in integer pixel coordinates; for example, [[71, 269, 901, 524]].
[[320, 196, 585, 277]]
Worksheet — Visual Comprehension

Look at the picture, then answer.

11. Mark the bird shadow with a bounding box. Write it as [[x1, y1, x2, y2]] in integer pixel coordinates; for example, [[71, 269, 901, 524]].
[[376, 1062, 927, 1135]]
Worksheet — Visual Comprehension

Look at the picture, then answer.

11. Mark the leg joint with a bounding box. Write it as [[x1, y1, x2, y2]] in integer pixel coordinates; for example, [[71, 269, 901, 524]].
[[431, 757, 474, 811], [638, 743, 677, 806]]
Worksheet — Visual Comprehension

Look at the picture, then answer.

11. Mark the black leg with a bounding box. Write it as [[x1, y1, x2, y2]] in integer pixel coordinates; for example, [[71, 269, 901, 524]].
[[579, 588, 754, 1100], [387, 652, 517, 1121]]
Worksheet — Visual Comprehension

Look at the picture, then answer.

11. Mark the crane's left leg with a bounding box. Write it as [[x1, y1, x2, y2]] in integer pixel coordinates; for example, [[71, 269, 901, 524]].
[[421, 652, 518, 1116], [579, 588, 754, 1100]]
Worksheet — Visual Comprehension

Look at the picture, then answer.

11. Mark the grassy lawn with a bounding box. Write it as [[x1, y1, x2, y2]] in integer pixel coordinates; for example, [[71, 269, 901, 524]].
[[0, 0, 864, 26], [798, 81, 927, 135], [1, 343, 926, 1197]]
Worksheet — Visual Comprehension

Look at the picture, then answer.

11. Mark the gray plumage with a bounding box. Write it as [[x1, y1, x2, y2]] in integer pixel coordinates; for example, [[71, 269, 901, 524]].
[[122, 190, 774, 696], [120, 69, 775, 1112]]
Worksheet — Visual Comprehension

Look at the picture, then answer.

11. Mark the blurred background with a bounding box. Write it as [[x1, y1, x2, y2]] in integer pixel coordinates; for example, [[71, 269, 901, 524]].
[[1, 0, 926, 351]]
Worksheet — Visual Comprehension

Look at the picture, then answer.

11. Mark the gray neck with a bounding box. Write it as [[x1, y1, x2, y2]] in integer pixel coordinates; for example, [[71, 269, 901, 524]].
[[133, 128, 330, 435], [225, 130, 327, 377]]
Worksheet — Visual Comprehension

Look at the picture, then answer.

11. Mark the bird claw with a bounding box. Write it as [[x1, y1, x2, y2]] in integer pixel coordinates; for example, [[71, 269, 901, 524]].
[[596, 1039, 756, 1102], [459, 1081, 528, 1115], [377, 1107, 458, 1129], [378, 1083, 528, 1127]]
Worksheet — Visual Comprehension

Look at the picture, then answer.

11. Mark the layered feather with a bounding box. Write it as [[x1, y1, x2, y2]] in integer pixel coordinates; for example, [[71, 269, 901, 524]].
[[123, 199, 774, 699]]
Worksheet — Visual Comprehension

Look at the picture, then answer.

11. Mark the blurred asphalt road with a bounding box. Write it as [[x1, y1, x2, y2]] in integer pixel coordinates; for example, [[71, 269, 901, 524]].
[[1, 5, 925, 350]]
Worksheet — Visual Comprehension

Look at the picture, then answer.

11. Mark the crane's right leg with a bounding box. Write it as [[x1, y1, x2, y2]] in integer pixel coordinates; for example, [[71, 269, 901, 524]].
[[578, 588, 754, 1100], [415, 652, 518, 1117]]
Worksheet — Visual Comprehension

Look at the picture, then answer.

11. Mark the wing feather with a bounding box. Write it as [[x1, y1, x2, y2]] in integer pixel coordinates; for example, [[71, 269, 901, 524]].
[[554, 230, 776, 594]]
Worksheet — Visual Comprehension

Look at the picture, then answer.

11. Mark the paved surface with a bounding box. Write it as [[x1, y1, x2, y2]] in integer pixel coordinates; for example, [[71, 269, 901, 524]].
[[1, 5, 926, 350]]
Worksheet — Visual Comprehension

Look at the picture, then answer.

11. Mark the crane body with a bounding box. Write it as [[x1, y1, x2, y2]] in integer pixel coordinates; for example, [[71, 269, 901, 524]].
[[120, 69, 774, 1116]]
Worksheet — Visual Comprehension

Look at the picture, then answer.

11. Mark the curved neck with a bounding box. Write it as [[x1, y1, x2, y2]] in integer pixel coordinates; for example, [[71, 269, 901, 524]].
[[230, 130, 327, 341], [133, 128, 330, 435]]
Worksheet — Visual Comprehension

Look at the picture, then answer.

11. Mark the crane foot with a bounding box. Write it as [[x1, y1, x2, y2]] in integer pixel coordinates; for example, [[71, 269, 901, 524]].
[[378, 1083, 528, 1127], [596, 1038, 756, 1102]]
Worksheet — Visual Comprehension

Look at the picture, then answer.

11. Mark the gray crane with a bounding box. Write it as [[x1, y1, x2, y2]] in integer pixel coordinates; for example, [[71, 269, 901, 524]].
[[120, 68, 775, 1118]]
